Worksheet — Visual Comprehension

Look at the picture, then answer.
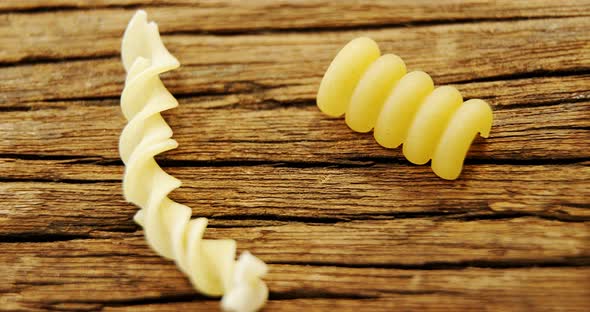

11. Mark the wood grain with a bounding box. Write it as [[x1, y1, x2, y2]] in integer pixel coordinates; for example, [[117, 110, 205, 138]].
[[1, 159, 589, 237], [1, 98, 588, 162], [2, 236, 589, 311], [2, 16, 590, 106], [3, 1, 590, 41], [1, 0, 589, 311]]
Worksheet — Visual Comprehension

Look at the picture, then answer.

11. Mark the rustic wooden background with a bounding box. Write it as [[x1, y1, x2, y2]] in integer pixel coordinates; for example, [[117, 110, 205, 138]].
[[1, 0, 589, 311]]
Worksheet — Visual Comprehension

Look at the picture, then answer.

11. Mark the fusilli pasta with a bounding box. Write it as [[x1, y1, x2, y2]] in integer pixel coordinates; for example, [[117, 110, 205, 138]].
[[317, 37, 494, 180], [119, 10, 268, 312]]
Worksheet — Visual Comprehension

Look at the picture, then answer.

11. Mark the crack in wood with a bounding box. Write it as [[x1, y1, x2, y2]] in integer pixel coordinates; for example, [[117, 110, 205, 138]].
[[0, 154, 104, 160], [450, 211, 589, 223], [0, 177, 119, 184], [161, 15, 590, 36], [0, 54, 117, 69], [489, 98, 590, 111], [269, 290, 378, 300], [40, 290, 378, 311], [45, 293, 207, 310], [0, 3, 192, 14], [268, 256, 590, 270], [4, 154, 590, 168], [0, 233, 91, 243], [1, 210, 586, 245], [451, 68, 590, 84]]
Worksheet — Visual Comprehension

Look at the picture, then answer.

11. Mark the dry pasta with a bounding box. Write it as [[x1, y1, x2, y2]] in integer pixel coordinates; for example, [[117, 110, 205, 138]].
[[317, 37, 494, 180], [119, 10, 268, 312]]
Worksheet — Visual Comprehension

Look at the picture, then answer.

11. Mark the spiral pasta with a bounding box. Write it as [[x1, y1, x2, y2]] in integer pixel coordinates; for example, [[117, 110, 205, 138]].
[[119, 10, 268, 312], [317, 37, 493, 180]]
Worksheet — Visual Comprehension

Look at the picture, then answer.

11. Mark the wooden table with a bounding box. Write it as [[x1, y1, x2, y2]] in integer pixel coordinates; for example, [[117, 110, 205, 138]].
[[1, 1, 589, 311]]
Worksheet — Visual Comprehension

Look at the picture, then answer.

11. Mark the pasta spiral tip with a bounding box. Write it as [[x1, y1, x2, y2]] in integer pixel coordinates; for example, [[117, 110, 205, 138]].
[[317, 37, 494, 180], [119, 10, 268, 311]]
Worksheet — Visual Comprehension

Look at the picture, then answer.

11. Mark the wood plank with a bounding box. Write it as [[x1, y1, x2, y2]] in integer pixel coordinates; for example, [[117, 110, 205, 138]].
[[102, 293, 590, 312], [4, 70, 590, 109], [3, 217, 589, 265], [1, 98, 588, 162], [3, 0, 590, 18], [2, 16, 590, 105], [1, 159, 588, 238], [1, 237, 588, 311], [3, 0, 590, 60]]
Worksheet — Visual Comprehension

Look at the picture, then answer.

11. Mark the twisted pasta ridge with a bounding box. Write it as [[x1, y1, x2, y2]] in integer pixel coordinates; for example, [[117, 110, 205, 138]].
[[119, 10, 268, 312], [317, 37, 494, 180]]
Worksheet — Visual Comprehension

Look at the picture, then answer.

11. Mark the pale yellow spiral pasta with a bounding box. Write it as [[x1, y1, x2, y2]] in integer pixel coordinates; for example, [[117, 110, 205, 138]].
[[119, 10, 267, 312], [317, 37, 494, 180]]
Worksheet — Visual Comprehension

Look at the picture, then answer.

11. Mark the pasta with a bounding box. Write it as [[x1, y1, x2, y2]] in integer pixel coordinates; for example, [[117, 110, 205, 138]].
[[119, 10, 268, 312], [317, 37, 494, 180]]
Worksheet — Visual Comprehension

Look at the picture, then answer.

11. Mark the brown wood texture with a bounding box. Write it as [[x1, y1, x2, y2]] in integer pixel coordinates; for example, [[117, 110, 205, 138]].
[[1, 0, 589, 311]]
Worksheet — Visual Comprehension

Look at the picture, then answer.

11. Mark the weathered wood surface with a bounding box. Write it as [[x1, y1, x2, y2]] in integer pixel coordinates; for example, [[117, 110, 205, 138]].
[[1, 0, 589, 311]]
